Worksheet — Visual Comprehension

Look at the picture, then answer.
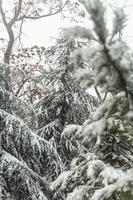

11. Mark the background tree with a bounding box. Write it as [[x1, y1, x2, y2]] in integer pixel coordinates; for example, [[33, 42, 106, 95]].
[[0, 0, 69, 63], [0, 60, 64, 199], [0, 1, 100, 199], [30, 36, 100, 167], [10, 46, 50, 103], [0, 1, 69, 198], [0, 0, 69, 92]]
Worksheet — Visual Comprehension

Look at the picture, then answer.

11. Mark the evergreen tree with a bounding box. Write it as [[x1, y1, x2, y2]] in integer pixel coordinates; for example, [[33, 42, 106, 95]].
[[34, 36, 100, 167], [0, 32, 100, 200], [50, 0, 133, 199], [0, 63, 64, 199]]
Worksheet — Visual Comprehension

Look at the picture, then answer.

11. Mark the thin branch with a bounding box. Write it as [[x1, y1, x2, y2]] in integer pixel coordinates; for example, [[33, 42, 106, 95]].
[[9, 0, 23, 26], [94, 86, 103, 102], [103, 90, 109, 102], [14, 19, 24, 49], [15, 77, 29, 97], [0, 0, 8, 27], [0, 0, 23, 64], [17, 0, 69, 21]]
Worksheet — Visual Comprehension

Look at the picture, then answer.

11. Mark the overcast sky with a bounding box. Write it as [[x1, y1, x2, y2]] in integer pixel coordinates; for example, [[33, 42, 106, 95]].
[[21, 14, 66, 47], [1, 0, 133, 49], [20, 0, 133, 49]]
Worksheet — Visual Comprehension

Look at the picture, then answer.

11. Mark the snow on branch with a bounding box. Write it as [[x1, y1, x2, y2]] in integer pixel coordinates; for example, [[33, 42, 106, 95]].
[[66, 0, 133, 115], [65, 26, 95, 42], [0, 109, 64, 181], [51, 151, 133, 200], [0, 150, 50, 200], [91, 168, 133, 200]]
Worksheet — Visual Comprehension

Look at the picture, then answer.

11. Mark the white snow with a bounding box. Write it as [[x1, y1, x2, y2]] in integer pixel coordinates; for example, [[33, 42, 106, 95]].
[[50, 171, 72, 191]]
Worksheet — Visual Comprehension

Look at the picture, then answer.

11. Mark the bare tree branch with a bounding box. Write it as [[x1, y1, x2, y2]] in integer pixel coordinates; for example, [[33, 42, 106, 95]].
[[17, 0, 69, 21], [9, 0, 23, 26], [0, 0, 8, 26], [0, 0, 23, 92], [0, 0, 69, 92], [0, 0, 23, 64], [94, 86, 103, 102]]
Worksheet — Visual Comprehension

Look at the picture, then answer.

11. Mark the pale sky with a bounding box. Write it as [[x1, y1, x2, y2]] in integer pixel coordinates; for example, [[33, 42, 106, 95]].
[[21, 14, 67, 47], [1, 0, 133, 50], [20, 0, 133, 49]]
